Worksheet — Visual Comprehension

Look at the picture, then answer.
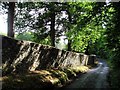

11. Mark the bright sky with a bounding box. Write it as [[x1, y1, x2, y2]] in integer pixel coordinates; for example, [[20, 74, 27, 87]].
[[0, 10, 67, 35], [0, 14, 7, 34]]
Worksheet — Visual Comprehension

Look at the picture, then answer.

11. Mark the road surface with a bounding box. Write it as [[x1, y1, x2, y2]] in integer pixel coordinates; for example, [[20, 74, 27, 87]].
[[62, 59, 110, 90]]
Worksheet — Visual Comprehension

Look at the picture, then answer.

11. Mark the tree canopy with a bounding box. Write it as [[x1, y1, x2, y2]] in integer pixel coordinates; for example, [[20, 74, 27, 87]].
[[1, 1, 120, 88]]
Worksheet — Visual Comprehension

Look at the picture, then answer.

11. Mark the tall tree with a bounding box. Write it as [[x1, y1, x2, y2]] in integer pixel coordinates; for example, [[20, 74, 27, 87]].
[[65, 2, 106, 53], [15, 2, 68, 46], [49, 3, 56, 47], [7, 2, 15, 37], [66, 6, 72, 51]]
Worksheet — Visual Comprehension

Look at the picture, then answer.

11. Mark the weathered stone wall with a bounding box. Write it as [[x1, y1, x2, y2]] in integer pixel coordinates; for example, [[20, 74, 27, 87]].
[[1, 35, 96, 75]]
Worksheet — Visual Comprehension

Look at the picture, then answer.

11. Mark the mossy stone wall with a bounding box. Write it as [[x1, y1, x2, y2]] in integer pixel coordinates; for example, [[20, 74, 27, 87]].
[[1, 35, 96, 75]]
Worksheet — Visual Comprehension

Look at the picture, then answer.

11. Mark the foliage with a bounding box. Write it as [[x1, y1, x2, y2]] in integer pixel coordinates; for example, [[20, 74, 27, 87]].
[[105, 2, 120, 89], [65, 2, 106, 54], [14, 2, 69, 46], [33, 34, 51, 45], [15, 32, 34, 41], [1, 1, 120, 88], [0, 2, 106, 53], [0, 32, 7, 36]]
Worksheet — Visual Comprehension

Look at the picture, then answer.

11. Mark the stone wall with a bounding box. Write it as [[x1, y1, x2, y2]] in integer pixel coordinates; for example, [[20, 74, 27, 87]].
[[1, 35, 96, 75]]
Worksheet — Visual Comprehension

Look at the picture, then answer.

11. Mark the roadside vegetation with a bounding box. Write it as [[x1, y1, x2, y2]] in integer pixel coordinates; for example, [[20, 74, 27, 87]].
[[0, 1, 120, 89], [2, 66, 89, 89]]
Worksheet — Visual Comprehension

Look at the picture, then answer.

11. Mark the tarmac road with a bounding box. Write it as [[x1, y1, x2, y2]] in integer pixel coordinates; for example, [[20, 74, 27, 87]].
[[62, 59, 110, 90]]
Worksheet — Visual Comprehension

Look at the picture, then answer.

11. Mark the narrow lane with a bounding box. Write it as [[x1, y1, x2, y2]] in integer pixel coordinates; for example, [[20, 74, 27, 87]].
[[62, 59, 110, 89]]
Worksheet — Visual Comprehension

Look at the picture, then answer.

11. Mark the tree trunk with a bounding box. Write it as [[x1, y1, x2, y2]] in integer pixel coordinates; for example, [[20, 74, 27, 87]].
[[85, 42, 90, 55], [50, 11, 55, 47], [7, 2, 15, 37], [68, 40, 72, 51], [67, 9, 72, 51]]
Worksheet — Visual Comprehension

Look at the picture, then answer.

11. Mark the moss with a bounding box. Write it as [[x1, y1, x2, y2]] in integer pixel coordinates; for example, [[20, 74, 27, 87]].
[[2, 66, 89, 89], [63, 68, 76, 78], [48, 69, 69, 85], [2, 72, 55, 88], [2, 74, 49, 88], [30, 70, 51, 75], [2, 69, 63, 89], [71, 66, 89, 74]]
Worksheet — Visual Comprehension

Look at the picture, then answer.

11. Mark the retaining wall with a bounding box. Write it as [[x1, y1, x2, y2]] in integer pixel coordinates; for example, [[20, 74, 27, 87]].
[[1, 35, 97, 75]]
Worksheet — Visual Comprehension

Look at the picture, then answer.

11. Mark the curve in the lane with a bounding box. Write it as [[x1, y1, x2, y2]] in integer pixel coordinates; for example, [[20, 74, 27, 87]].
[[62, 59, 110, 89]]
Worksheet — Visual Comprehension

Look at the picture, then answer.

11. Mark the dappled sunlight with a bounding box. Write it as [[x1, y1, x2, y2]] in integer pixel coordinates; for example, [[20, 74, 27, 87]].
[[72, 66, 89, 73], [2, 66, 91, 89], [1, 0, 120, 89], [2, 34, 99, 89], [30, 70, 51, 75], [44, 76, 59, 85]]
